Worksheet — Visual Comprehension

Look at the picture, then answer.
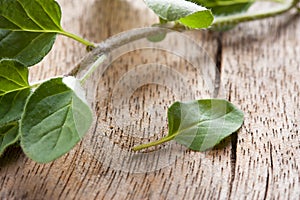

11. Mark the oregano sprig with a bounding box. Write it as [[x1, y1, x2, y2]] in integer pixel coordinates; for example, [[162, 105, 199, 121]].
[[0, 0, 298, 163], [0, 59, 93, 162]]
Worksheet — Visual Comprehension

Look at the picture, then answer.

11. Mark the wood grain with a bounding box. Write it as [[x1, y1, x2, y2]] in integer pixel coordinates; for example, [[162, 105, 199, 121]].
[[221, 10, 300, 199], [1, 0, 299, 199]]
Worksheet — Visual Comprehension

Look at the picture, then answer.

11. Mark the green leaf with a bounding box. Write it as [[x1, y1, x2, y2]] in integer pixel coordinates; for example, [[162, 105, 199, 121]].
[[133, 99, 244, 151], [0, 60, 30, 155], [0, 122, 19, 156], [0, 29, 56, 67], [0, 60, 29, 95], [189, 0, 253, 16], [20, 77, 93, 163], [0, 0, 62, 66], [0, 60, 30, 126], [0, 89, 31, 126], [144, 0, 214, 28], [147, 25, 167, 42], [168, 99, 244, 151]]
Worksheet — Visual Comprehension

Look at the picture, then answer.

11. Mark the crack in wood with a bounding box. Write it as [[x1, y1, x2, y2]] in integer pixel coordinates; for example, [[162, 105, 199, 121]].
[[215, 32, 239, 198], [213, 32, 223, 98], [269, 143, 274, 171], [263, 143, 274, 200], [214, 32, 239, 198], [263, 170, 270, 200], [229, 131, 238, 199], [228, 82, 238, 199]]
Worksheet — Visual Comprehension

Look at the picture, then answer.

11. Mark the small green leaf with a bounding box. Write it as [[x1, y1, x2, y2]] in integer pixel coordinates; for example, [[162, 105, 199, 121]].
[[133, 99, 244, 151], [0, 89, 31, 126], [0, 60, 30, 126], [178, 10, 214, 29], [144, 0, 214, 28], [0, 60, 29, 95], [188, 0, 254, 30], [147, 26, 167, 42], [168, 99, 244, 151], [0, 0, 62, 66], [0, 122, 19, 156], [189, 0, 253, 16], [20, 77, 93, 163]]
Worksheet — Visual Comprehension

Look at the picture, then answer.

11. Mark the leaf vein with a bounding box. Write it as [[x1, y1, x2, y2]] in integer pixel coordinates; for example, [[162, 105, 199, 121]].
[[35, 0, 62, 30], [1, 15, 24, 30], [28, 103, 71, 133], [31, 124, 63, 148], [0, 75, 26, 87], [0, 124, 17, 139], [175, 111, 236, 136], [53, 103, 72, 149], [0, 90, 24, 124], [14, 68, 28, 85], [0, 86, 30, 96], [0, 30, 13, 43], [16, 0, 45, 30], [13, 32, 52, 58]]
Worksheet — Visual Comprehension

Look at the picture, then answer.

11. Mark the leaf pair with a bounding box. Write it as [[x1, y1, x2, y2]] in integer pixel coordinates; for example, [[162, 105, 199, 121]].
[[0, 60, 92, 163]]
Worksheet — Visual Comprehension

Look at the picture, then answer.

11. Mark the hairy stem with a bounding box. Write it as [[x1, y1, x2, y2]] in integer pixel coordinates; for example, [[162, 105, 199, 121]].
[[68, 27, 167, 78], [80, 54, 107, 84], [132, 134, 176, 151], [59, 31, 95, 47]]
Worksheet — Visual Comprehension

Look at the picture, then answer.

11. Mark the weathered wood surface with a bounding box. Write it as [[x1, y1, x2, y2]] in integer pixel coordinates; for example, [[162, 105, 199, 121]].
[[1, 0, 299, 199]]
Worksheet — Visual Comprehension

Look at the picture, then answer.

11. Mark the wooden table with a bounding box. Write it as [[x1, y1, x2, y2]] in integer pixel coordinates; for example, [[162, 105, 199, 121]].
[[1, 1, 299, 199]]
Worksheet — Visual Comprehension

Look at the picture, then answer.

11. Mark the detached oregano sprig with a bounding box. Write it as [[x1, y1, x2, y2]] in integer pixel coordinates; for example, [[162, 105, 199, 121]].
[[0, 0, 298, 163], [133, 99, 244, 152]]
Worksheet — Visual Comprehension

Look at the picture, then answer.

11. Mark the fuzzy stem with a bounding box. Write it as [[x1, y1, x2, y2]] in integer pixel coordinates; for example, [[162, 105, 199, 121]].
[[80, 54, 107, 84], [68, 27, 166, 78], [59, 31, 95, 47], [132, 134, 176, 151]]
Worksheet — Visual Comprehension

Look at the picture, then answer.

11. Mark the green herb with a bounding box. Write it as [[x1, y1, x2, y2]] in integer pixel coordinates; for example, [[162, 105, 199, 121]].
[[20, 77, 92, 163], [0, 60, 30, 154], [0, 0, 298, 162], [0, 0, 94, 66], [0, 122, 19, 156], [133, 99, 244, 151]]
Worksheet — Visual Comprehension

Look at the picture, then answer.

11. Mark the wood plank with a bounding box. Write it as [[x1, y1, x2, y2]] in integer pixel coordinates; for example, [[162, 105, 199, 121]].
[[221, 10, 300, 200], [2, 1, 298, 199], [1, 0, 233, 199]]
